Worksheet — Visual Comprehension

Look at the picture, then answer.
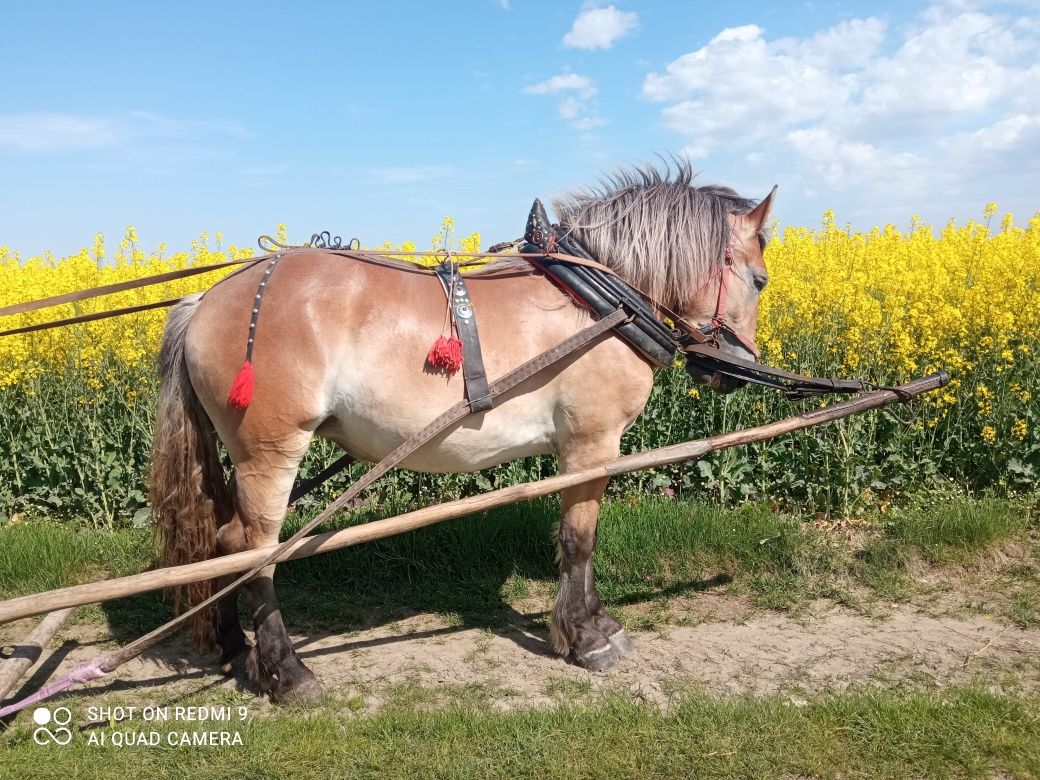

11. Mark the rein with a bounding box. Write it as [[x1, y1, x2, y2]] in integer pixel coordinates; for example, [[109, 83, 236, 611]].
[[0, 307, 630, 719]]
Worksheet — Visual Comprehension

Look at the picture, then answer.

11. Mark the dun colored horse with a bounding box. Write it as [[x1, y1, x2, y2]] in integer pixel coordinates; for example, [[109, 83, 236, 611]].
[[151, 163, 776, 703]]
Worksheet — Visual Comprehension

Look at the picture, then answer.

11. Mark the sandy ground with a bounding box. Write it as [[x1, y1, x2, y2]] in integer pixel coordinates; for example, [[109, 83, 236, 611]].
[[3, 594, 1038, 716]]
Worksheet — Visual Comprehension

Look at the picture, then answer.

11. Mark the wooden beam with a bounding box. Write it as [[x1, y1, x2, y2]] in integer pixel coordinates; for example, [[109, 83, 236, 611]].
[[0, 372, 947, 626], [0, 608, 74, 704]]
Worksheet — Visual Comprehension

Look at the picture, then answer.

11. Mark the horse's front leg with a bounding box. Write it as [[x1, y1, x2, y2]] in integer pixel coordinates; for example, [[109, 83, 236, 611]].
[[551, 441, 632, 672]]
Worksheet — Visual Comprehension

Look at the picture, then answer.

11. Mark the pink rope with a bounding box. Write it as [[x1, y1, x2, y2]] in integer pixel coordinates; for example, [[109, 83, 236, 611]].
[[0, 657, 108, 719]]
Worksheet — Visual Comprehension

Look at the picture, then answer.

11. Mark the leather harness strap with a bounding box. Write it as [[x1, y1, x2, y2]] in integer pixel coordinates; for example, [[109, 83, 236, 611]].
[[0, 297, 187, 338], [683, 344, 873, 399], [434, 260, 493, 413], [0, 257, 263, 318], [529, 255, 677, 367]]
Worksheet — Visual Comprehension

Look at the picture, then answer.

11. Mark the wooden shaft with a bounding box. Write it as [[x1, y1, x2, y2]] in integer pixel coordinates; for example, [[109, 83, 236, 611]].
[[0, 372, 947, 626], [0, 608, 73, 703]]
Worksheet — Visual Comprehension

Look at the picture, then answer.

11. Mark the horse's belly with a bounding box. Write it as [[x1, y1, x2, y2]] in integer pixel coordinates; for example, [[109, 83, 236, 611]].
[[321, 393, 558, 473]]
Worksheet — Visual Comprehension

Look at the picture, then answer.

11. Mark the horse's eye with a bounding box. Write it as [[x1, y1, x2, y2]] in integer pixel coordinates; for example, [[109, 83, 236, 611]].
[[752, 273, 769, 292]]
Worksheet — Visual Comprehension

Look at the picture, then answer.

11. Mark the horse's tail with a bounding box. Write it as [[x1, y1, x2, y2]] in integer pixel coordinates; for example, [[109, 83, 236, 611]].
[[150, 293, 232, 649]]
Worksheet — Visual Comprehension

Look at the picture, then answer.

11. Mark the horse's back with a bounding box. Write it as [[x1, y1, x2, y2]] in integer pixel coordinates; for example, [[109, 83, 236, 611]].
[[184, 251, 654, 472]]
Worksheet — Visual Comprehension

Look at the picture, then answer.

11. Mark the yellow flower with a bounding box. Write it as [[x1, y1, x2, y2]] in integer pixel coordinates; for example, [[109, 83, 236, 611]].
[[1012, 420, 1028, 440], [980, 425, 997, 445]]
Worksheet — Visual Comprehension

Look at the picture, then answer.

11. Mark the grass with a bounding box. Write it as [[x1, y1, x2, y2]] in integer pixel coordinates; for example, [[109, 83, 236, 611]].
[[881, 496, 1033, 562], [0, 495, 1034, 640], [0, 521, 153, 598], [1, 687, 1038, 779], [1, 497, 1036, 778]]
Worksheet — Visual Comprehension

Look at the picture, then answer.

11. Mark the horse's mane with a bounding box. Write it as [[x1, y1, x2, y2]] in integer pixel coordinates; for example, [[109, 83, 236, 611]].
[[551, 159, 764, 309]]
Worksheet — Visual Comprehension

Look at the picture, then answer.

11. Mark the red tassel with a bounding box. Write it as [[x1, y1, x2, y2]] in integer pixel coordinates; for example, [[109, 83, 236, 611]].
[[228, 361, 255, 409], [427, 336, 464, 373]]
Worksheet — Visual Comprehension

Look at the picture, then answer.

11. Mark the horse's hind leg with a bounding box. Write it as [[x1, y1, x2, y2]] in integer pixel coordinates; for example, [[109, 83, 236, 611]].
[[213, 507, 251, 673], [224, 436, 323, 704]]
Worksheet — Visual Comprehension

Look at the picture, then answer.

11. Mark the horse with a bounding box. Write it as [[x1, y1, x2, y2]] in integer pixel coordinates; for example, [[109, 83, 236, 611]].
[[150, 162, 776, 703]]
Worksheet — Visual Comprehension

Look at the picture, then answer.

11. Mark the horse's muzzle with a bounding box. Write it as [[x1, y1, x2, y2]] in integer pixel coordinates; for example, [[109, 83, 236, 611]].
[[710, 371, 747, 394], [685, 354, 748, 395]]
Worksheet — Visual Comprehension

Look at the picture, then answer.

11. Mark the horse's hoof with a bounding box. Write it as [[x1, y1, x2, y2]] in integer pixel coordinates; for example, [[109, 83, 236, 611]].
[[574, 642, 620, 673], [271, 673, 324, 705], [270, 665, 322, 707], [607, 630, 634, 655]]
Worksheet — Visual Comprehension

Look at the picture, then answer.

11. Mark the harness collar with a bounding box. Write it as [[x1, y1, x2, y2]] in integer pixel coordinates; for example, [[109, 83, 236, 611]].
[[526, 198, 759, 358]]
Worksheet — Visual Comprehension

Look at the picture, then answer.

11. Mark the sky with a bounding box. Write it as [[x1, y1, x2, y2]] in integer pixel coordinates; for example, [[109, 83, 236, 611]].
[[1, 0, 1038, 259]]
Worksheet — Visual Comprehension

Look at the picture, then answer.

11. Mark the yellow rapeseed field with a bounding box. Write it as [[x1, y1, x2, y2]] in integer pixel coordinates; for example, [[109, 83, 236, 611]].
[[2, 211, 1036, 387], [0, 210, 1036, 522], [759, 207, 1039, 381]]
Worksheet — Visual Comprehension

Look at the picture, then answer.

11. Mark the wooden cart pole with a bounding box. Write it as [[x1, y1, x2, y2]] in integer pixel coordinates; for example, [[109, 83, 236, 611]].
[[0, 608, 74, 704], [0, 371, 948, 626]]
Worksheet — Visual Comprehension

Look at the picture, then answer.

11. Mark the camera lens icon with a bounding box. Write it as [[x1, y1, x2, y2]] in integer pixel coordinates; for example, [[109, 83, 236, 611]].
[[32, 706, 73, 746]]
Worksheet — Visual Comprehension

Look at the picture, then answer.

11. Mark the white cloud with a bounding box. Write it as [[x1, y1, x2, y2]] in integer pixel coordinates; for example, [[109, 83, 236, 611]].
[[572, 115, 607, 130], [368, 165, 456, 185], [642, 22, 871, 148], [786, 127, 923, 187], [557, 96, 582, 120], [641, 3, 1040, 204], [563, 4, 638, 50], [0, 114, 121, 152], [523, 73, 604, 130], [947, 113, 1040, 152], [522, 73, 597, 98], [856, 12, 1016, 124]]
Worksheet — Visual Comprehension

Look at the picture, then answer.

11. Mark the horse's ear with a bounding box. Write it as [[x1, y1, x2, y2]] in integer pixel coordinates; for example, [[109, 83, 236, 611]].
[[746, 185, 778, 229]]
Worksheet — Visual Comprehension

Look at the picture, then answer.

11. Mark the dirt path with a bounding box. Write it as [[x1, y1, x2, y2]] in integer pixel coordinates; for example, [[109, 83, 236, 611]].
[[4, 596, 1038, 715]]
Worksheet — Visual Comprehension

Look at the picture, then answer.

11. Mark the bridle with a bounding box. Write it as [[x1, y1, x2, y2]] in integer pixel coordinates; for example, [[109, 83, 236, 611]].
[[686, 213, 761, 359]]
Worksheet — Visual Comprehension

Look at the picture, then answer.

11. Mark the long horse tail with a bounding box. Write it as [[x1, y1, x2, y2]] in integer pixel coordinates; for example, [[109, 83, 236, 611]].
[[150, 293, 233, 649]]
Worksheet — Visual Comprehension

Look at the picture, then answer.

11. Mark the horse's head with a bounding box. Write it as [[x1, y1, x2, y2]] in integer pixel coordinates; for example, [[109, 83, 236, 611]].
[[683, 186, 776, 394], [550, 163, 776, 395]]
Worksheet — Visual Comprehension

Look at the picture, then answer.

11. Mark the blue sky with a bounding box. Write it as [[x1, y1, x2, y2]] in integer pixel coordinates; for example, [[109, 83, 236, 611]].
[[2, 1, 1038, 259]]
